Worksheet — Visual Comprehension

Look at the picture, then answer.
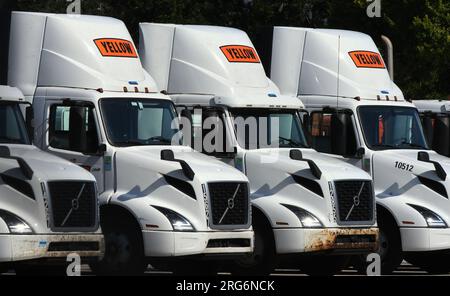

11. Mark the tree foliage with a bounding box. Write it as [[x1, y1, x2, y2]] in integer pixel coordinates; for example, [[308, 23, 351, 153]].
[[11, 0, 450, 99]]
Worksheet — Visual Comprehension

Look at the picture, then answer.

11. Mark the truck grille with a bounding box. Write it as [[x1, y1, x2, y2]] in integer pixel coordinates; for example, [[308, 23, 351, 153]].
[[334, 181, 374, 224], [48, 181, 97, 229], [208, 182, 249, 228]]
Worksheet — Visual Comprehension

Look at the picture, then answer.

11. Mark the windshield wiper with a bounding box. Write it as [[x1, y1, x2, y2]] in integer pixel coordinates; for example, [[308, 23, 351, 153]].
[[371, 143, 397, 150], [114, 140, 145, 147], [147, 136, 172, 145], [0, 137, 26, 144], [396, 142, 428, 150], [279, 137, 309, 148]]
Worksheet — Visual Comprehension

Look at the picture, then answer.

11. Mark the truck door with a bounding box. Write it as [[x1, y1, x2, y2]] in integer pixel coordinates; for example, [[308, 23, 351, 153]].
[[187, 107, 238, 168], [46, 100, 106, 193], [308, 109, 364, 169]]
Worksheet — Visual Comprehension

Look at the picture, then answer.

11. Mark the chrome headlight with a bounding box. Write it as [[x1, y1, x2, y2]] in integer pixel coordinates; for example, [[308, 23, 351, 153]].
[[0, 210, 34, 234], [282, 204, 323, 228], [154, 206, 195, 232], [408, 204, 447, 228]]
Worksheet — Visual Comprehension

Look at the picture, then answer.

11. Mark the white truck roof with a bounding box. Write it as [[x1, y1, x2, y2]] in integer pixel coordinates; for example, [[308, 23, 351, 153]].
[[414, 100, 450, 113], [0, 85, 25, 102], [8, 11, 159, 97], [270, 27, 404, 101], [139, 23, 303, 109]]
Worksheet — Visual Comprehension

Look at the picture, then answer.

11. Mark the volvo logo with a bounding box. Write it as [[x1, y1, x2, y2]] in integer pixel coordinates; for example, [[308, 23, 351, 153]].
[[71, 199, 80, 211], [353, 195, 361, 207], [227, 198, 235, 210], [61, 183, 86, 227], [218, 184, 241, 224], [345, 183, 365, 221]]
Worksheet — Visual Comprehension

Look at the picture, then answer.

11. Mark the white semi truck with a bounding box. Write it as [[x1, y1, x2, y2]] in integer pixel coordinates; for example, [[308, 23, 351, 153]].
[[8, 12, 254, 275], [139, 23, 379, 276], [414, 100, 450, 158], [270, 27, 450, 274], [0, 85, 103, 274]]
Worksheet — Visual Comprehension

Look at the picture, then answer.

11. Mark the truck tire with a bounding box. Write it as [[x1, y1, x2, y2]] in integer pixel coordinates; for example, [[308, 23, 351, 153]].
[[378, 216, 403, 274], [299, 256, 350, 276], [232, 217, 276, 276], [91, 223, 146, 276]]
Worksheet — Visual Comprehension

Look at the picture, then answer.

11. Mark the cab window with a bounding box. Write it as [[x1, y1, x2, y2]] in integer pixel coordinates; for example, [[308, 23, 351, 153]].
[[49, 104, 99, 154], [309, 111, 357, 157]]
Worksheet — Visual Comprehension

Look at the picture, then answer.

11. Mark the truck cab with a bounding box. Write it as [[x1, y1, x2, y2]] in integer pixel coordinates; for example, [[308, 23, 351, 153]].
[[414, 100, 450, 157], [0, 85, 103, 274], [270, 27, 450, 274], [139, 23, 378, 275], [8, 12, 253, 275]]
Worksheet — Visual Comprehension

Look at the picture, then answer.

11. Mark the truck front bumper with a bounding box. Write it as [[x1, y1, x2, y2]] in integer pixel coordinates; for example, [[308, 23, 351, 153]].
[[142, 230, 254, 257], [274, 227, 379, 254], [0, 234, 104, 263], [401, 227, 450, 252]]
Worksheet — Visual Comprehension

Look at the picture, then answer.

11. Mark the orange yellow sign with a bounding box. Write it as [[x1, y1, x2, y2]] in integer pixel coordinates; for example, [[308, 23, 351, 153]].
[[94, 38, 138, 58], [220, 45, 260, 63], [349, 51, 385, 69]]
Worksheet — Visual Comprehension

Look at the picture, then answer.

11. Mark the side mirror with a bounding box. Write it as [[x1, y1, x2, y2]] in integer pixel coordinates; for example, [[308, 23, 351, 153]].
[[97, 144, 107, 156], [418, 151, 430, 162], [161, 149, 175, 161], [160, 149, 195, 180], [25, 106, 34, 143], [290, 149, 303, 161], [356, 147, 366, 159]]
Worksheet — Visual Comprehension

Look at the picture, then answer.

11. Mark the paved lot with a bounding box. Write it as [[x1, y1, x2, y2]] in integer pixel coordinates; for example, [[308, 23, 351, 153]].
[[1, 262, 449, 276]]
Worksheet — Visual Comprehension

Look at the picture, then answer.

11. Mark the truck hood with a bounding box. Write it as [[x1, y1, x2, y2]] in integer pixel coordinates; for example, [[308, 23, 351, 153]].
[[373, 149, 450, 178], [116, 145, 248, 183], [244, 148, 371, 181], [371, 149, 450, 226], [3, 145, 95, 182]]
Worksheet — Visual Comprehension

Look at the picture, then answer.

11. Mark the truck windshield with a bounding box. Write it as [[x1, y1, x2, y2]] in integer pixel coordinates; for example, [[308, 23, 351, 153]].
[[100, 98, 180, 147], [0, 103, 30, 145], [230, 108, 309, 149], [359, 106, 428, 150]]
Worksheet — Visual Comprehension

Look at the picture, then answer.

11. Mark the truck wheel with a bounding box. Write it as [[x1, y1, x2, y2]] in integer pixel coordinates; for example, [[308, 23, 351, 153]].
[[232, 221, 276, 276], [378, 221, 403, 274], [299, 256, 350, 276], [91, 224, 146, 276]]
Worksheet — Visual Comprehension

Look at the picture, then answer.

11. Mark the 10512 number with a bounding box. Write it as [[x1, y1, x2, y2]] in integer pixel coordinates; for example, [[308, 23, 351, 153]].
[[395, 162, 414, 172]]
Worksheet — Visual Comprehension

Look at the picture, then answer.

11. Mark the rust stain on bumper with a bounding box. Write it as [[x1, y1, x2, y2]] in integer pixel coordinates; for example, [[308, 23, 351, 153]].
[[304, 228, 379, 253], [11, 234, 104, 261]]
